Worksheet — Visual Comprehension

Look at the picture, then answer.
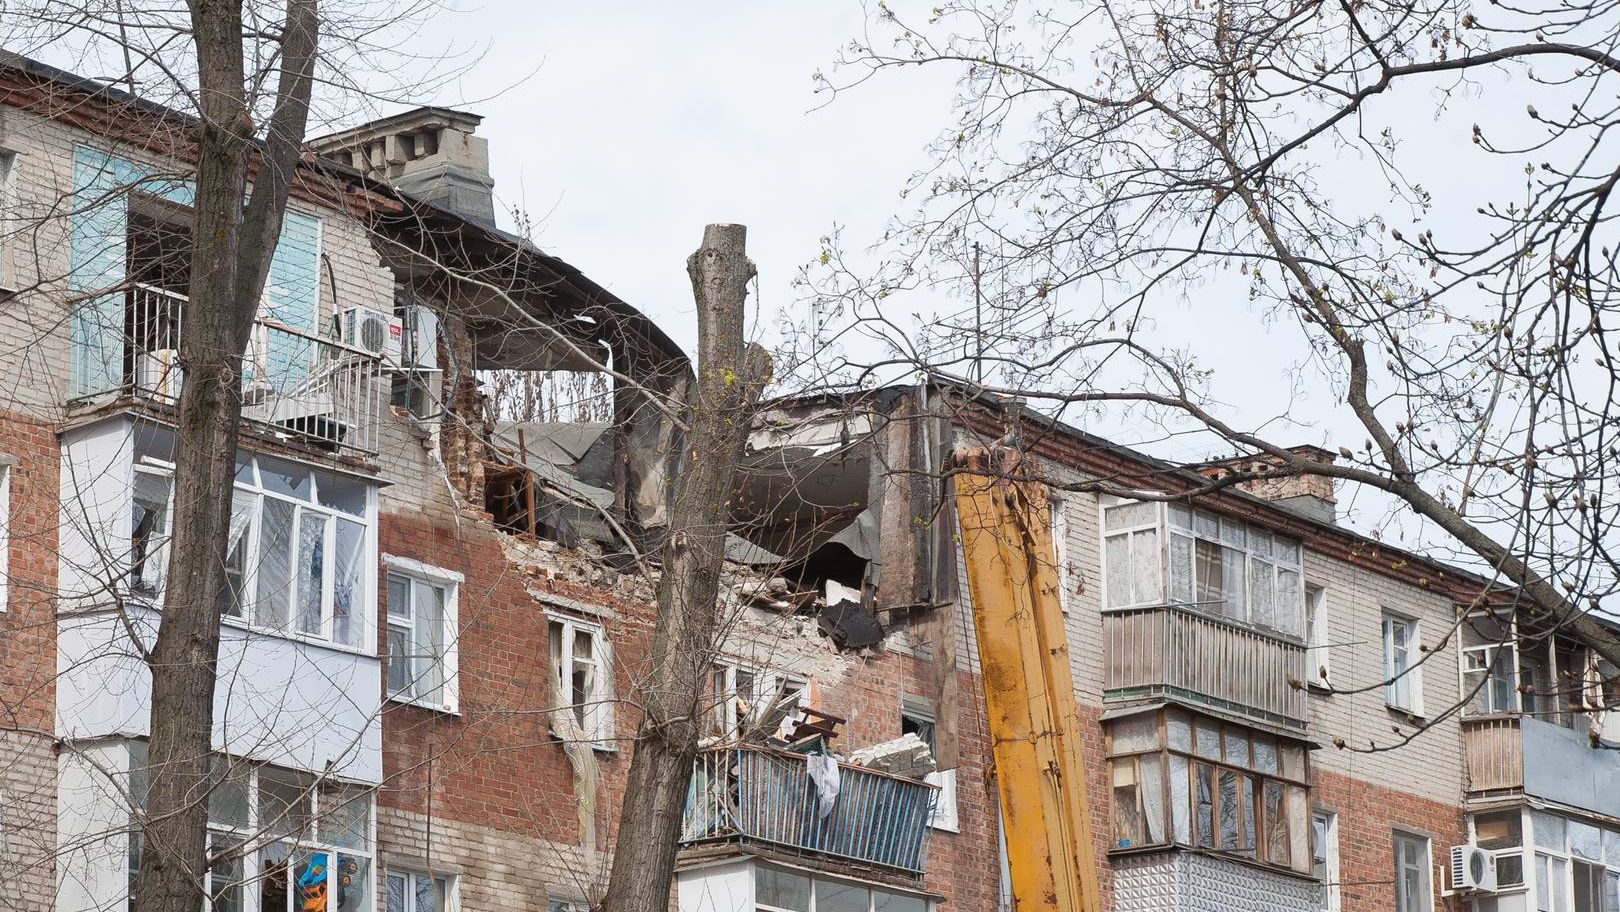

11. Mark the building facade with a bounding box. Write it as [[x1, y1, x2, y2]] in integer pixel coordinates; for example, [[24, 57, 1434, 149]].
[[0, 50, 1615, 912]]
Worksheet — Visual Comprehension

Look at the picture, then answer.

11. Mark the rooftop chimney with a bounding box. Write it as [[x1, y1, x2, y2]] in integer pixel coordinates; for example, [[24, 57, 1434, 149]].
[[309, 106, 496, 229], [1194, 445, 1338, 524]]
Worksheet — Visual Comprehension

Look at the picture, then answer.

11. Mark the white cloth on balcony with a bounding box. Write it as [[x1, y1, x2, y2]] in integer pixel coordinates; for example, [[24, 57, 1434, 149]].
[[806, 752, 841, 818]]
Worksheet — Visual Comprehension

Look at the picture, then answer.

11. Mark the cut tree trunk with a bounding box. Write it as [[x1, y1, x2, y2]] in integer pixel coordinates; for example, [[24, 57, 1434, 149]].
[[598, 224, 771, 912]]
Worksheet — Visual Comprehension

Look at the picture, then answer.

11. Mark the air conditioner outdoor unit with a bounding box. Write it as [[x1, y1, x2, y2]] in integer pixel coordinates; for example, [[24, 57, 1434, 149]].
[[1451, 844, 1498, 893], [339, 305, 402, 364]]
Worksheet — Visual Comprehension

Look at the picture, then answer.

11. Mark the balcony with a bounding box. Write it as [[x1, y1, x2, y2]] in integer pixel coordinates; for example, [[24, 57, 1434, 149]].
[[70, 284, 386, 459], [1103, 603, 1309, 728], [680, 745, 936, 877], [1462, 715, 1620, 818]]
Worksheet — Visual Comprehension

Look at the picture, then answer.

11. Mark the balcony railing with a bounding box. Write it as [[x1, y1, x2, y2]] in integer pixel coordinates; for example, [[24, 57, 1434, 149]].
[[71, 284, 385, 458], [1461, 715, 1524, 793], [1104, 603, 1309, 727], [680, 745, 936, 877], [1462, 713, 1620, 818]]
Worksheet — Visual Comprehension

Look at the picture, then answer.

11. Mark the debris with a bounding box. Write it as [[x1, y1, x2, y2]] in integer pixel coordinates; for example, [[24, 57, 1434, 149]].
[[817, 596, 885, 649], [848, 733, 936, 780]]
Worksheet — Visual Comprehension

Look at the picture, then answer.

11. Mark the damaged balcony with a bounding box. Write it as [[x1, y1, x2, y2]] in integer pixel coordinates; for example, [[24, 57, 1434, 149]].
[[70, 285, 386, 460], [680, 745, 937, 877]]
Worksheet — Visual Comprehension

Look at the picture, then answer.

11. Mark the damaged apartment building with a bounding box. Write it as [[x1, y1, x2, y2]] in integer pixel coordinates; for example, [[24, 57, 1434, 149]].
[[1, 47, 1619, 912]]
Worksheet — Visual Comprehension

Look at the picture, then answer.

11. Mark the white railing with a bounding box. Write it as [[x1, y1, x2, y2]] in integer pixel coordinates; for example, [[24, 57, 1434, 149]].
[[1104, 603, 1310, 726], [74, 284, 385, 458]]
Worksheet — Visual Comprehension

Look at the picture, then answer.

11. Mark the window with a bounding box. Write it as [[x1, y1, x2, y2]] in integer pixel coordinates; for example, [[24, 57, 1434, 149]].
[[0, 460, 10, 612], [0, 150, 17, 291], [547, 902, 588, 912], [128, 744, 373, 912], [385, 559, 460, 712], [390, 295, 442, 419], [550, 615, 613, 747], [1383, 612, 1423, 714], [1103, 501, 1161, 608], [1313, 811, 1340, 912], [901, 699, 958, 831], [752, 864, 928, 912], [707, 661, 805, 742], [1528, 810, 1620, 912], [386, 870, 452, 912], [1304, 584, 1329, 688], [1050, 495, 1074, 613], [1461, 613, 1519, 715], [1474, 810, 1526, 887], [1393, 831, 1433, 912], [1106, 708, 1311, 873], [1104, 501, 1307, 636], [133, 454, 373, 649]]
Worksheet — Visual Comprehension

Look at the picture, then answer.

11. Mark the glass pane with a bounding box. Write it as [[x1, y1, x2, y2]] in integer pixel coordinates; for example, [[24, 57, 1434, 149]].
[[1217, 770, 1239, 850], [1105, 501, 1156, 530], [1252, 735, 1278, 774], [207, 758, 250, 829], [332, 520, 366, 648], [433, 878, 449, 912], [1170, 533, 1194, 603], [572, 628, 593, 661], [1169, 755, 1190, 844], [335, 855, 368, 912], [1275, 537, 1300, 566], [1251, 530, 1273, 558], [1532, 811, 1568, 850], [815, 880, 871, 912], [413, 582, 445, 703], [1280, 744, 1306, 781], [316, 471, 367, 516], [319, 782, 370, 850], [217, 490, 255, 617], [207, 839, 244, 912], [1221, 518, 1245, 546], [258, 768, 313, 839], [130, 471, 172, 594], [1194, 538, 1224, 608], [1113, 762, 1141, 848], [1195, 511, 1219, 539], [1105, 534, 1130, 608], [259, 457, 311, 499], [387, 624, 412, 697], [1475, 811, 1523, 850], [235, 454, 256, 485], [1140, 754, 1165, 843], [415, 874, 437, 912], [1287, 787, 1311, 872], [1223, 729, 1250, 768], [1167, 710, 1191, 752], [256, 498, 295, 628], [1194, 720, 1222, 760], [297, 511, 327, 636], [755, 867, 810, 911], [873, 892, 928, 912], [387, 574, 412, 620], [260, 843, 292, 912], [386, 874, 406, 912], [1221, 546, 1248, 620], [1133, 529, 1161, 606], [1264, 782, 1288, 865], [1276, 568, 1302, 636], [1111, 714, 1159, 753], [1571, 820, 1603, 860], [1194, 763, 1214, 847], [1169, 504, 1193, 530], [1252, 561, 1277, 629], [1237, 775, 1255, 857], [293, 852, 331, 912]]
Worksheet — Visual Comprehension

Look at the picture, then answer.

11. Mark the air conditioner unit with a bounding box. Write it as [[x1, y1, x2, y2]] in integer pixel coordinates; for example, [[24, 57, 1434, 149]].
[[339, 305, 402, 364], [1451, 844, 1498, 893]]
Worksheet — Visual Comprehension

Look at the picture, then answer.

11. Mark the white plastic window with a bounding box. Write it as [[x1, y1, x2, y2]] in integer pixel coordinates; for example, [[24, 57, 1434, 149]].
[[1383, 612, 1423, 714], [1304, 584, 1329, 688], [386, 870, 453, 912], [550, 615, 613, 747], [387, 564, 458, 712], [1393, 831, 1433, 912]]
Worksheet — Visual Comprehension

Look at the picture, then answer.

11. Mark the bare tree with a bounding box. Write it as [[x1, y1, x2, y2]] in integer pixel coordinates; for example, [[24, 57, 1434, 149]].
[[805, 0, 1620, 685], [600, 223, 771, 912]]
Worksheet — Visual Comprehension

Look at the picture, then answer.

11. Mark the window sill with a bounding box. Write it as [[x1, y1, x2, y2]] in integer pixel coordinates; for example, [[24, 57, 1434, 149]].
[[1385, 704, 1425, 724], [1306, 681, 1334, 696], [386, 693, 460, 717]]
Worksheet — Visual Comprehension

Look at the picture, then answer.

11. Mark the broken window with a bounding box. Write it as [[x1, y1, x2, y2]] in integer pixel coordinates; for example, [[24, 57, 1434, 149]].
[[387, 565, 456, 711], [707, 662, 805, 742], [549, 615, 612, 747], [129, 466, 172, 596], [902, 699, 957, 831], [1461, 612, 1518, 715]]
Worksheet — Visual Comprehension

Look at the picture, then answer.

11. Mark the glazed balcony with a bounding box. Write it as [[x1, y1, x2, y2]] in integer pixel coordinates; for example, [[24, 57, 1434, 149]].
[[1462, 715, 1620, 818]]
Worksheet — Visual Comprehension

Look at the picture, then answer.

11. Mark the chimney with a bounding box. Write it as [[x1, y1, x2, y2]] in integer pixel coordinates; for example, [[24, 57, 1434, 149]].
[[1194, 445, 1338, 524], [309, 107, 497, 228]]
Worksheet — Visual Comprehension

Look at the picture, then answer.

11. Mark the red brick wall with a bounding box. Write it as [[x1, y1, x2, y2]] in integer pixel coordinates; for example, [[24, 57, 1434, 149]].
[[1314, 767, 1467, 912], [0, 409, 59, 733]]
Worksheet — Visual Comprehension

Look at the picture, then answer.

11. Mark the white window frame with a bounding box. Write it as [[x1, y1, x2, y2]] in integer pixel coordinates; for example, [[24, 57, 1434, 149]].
[[708, 660, 806, 742], [1393, 830, 1434, 912], [751, 863, 933, 912], [1101, 498, 1164, 609], [1304, 584, 1329, 689], [549, 613, 614, 749], [1313, 809, 1340, 912], [900, 698, 958, 832], [1459, 611, 1521, 717], [386, 867, 457, 912], [383, 555, 462, 714], [132, 454, 376, 654], [1050, 493, 1074, 614], [0, 458, 11, 612], [0, 149, 17, 292], [1383, 611, 1424, 716]]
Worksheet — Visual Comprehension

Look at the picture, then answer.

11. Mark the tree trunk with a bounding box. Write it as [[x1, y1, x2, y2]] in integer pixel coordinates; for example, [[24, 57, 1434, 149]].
[[599, 224, 771, 912], [132, 2, 317, 910]]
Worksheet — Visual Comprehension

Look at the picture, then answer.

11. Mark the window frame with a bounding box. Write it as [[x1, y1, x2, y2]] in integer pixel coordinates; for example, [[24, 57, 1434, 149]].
[[1304, 584, 1329, 690], [549, 612, 614, 750], [1393, 830, 1434, 912], [707, 660, 806, 743], [385, 867, 456, 912], [1050, 493, 1074, 614], [751, 862, 932, 912], [900, 697, 958, 832], [1459, 610, 1522, 717], [0, 149, 17, 292], [0, 458, 11, 613], [1382, 611, 1425, 716], [1313, 809, 1340, 912], [383, 555, 462, 714]]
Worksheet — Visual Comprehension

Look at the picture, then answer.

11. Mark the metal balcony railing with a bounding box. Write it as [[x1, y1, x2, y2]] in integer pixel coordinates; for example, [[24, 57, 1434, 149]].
[[680, 745, 936, 876], [1104, 602, 1310, 727], [71, 284, 385, 458]]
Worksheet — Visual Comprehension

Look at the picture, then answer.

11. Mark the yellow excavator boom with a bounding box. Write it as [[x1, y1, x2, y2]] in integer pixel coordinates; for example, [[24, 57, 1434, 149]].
[[953, 448, 1099, 912]]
